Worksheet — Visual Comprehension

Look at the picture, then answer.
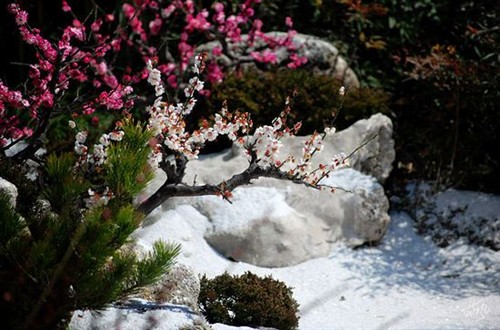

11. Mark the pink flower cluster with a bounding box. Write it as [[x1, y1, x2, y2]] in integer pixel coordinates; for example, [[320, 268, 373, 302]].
[[1, 3, 137, 147], [1, 1, 313, 149], [2, 1, 346, 199], [118, 0, 307, 86]]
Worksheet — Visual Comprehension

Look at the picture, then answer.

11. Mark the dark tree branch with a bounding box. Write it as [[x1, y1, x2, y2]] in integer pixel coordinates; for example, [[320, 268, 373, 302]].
[[137, 156, 311, 216]]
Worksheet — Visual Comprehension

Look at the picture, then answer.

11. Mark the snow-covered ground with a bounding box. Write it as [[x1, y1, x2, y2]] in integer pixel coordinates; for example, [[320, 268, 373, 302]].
[[72, 189, 500, 330]]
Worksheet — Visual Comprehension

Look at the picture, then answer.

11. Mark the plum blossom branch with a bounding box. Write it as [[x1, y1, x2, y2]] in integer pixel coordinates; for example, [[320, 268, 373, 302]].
[[137, 56, 348, 215]]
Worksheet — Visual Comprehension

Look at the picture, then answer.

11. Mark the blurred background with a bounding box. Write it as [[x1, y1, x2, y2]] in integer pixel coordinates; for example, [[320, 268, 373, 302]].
[[1, 0, 498, 193]]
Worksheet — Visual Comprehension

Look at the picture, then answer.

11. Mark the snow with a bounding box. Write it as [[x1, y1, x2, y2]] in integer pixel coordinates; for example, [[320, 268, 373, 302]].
[[321, 167, 381, 192], [72, 188, 500, 329], [70, 299, 203, 329]]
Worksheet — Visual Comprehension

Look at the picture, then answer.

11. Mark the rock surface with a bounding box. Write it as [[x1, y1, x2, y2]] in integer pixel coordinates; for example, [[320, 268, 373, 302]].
[[137, 263, 201, 313], [197, 32, 360, 88], [70, 299, 210, 330], [140, 114, 394, 267], [166, 168, 389, 267], [0, 177, 18, 208]]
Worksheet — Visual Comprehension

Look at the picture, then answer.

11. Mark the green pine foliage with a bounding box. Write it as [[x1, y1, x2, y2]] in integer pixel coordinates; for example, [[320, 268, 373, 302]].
[[0, 120, 180, 329], [199, 272, 300, 330], [105, 122, 155, 199]]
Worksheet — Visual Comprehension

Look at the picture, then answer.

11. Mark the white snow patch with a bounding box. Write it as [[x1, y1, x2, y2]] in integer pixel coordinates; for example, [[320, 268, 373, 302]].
[[73, 188, 500, 330]]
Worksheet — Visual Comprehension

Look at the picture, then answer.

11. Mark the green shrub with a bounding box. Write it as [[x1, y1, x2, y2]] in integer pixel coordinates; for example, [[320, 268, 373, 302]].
[[199, 272, 300, 330], [205, 68, 390, 134]]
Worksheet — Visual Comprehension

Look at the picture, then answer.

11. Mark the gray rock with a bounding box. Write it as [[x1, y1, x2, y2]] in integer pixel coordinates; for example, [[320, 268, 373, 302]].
[[277, 113, 395, 183], [69, 299, 210, 330], [0, 177, 18, 208], [137, 263, 201, 313], [197, 32, 359, 88], [185, 113, 395, 184], [148, 114, 394, 267], [166, 168, 389, 267]]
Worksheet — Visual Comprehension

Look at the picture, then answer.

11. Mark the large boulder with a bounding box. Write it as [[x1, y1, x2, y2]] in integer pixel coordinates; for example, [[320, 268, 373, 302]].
[[197, 32, 359, 88], [142, 114, 394, 267], [166, 168, 389, 267]]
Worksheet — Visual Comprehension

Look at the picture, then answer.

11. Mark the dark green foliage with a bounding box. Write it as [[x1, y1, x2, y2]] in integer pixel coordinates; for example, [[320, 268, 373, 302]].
[[0, 121, 180, 329], [43, 152, 88, 214], [199, 272, 300, 330], [219, 0, 499, 193], [206, 68, 390, 133]]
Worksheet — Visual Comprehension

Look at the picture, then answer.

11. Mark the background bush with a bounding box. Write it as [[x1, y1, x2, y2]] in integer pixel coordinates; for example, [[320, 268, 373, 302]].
[[199, 272, 300, 330], [204, 68, 390, 133], [2, 0, 498, 192], [203, 0, 500, 193]]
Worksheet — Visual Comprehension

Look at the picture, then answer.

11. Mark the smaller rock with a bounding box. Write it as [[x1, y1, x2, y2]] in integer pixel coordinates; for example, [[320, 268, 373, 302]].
[[70, 299, 210, 330], [0, 177, 18, 208], [197, 32, 360, 88], [138, 263, 201, 313]]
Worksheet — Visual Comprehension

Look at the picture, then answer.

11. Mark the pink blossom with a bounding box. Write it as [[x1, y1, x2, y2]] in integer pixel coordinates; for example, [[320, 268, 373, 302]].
[[149, 15, 163, 36], [91, 19, 102, 33], [287, 53, 308, 69], [8, 4, 28, 25], [167, 75, 178, 88], [103, 74, 118, 89], [185, 10, 211, 32], [82, 103, 96, 115], [94, 62, 108, 75], [40, 90, 54, 107], [250, 50, 278, 64], [62, 0, 72, 12], [212, 46, 223, 56], [158, 63, 176, 75], [111, 38, 121, 52], [105, 14, 115, 22], [162, 4, 177, 18], [122, 3, 135, 17], [98, 90, 124, 110], [207, 62, 224, 83], [213, 3, 225, 24]]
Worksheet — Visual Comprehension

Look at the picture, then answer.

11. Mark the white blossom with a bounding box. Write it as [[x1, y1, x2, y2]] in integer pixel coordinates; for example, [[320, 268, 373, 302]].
[[108, 130, 125, 141], [339, 86, 345, 96], [324, 127, 336, 136], [75, 131, 87, 144]]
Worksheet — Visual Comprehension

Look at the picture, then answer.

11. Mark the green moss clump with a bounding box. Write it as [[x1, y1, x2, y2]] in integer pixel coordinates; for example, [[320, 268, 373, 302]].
[[199, 271, 300, 330]]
